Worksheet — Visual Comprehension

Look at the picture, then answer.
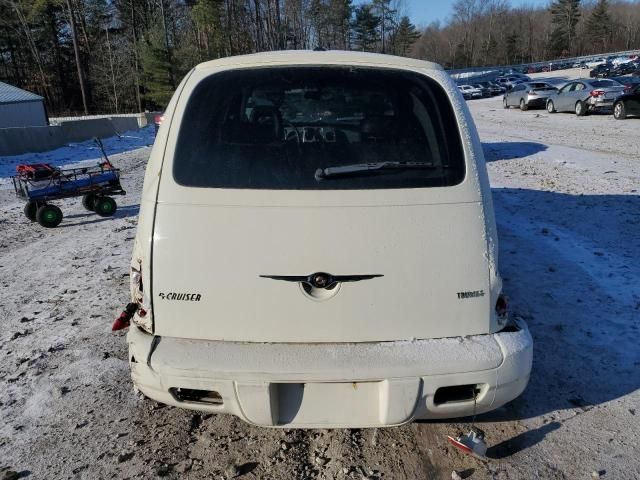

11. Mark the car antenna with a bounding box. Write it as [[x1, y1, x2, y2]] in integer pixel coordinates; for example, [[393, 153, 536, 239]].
[[446, 386, 489, 461]]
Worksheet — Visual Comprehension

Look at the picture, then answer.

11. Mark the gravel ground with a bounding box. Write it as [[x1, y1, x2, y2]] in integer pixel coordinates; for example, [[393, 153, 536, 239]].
[[1, 94, 638, 479]]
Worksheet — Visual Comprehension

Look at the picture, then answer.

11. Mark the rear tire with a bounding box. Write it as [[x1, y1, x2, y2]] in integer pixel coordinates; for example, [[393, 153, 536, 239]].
[[94, 197, 117, 217], [24, 201, 39, 221], [547, 100, 556, 113], [575, 101, 587, 116], [82, 194, 97, 211], [613, 101, 626, 120], [36, 204, 63, 228], [519, 99, 528, 111], [503, 97, 509, 109]]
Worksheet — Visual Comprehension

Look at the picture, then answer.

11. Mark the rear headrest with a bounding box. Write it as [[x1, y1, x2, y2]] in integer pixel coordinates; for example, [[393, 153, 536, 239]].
[[360, 116, 398, 142]]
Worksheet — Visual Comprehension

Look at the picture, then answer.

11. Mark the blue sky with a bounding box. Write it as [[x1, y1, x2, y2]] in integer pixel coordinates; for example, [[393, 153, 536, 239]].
[[361, 0, 551, 27]]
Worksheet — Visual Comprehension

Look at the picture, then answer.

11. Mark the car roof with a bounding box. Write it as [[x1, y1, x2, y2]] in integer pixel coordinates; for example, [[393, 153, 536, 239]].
[[193, 50, 443, 72]]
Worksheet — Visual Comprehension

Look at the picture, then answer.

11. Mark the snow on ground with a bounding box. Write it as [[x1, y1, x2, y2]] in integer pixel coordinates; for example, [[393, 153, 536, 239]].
[[0, 126, 155, 184], [0, 98, 639, 479]]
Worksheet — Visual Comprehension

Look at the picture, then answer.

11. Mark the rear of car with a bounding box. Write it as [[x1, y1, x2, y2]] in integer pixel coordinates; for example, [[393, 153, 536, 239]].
[[584, 79, 625, 111], [523, 82, 557, 108], [126, 51, 532, 428], [457, 85, 472, 100], [504, 82, 557, 110], [472, 84, 491, 97], [547, 79, 625, 115], [459, 84, 483, 98]]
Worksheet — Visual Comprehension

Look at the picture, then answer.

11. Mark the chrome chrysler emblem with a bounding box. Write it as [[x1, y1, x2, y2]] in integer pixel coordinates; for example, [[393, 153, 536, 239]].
[[260, 272, 383, 290]]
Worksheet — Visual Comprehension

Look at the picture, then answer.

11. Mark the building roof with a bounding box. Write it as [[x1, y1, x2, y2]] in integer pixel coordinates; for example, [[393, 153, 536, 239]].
[[0, 82, 44, 104]]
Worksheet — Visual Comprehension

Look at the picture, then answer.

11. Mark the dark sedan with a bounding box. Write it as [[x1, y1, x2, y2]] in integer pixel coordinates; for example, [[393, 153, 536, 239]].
[[590, 64, 612, 78], [613, 84, 640, 119], [611, 63, 637, 76]]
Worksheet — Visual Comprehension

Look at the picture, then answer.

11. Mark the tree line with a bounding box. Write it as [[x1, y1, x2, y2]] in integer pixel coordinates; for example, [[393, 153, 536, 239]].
[[0, 0, 420, 115], [1, 0, 639, 116], [415, 0, 640, 69]]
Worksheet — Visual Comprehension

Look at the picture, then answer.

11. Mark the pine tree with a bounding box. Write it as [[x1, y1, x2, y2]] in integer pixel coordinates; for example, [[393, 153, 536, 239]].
[[392, 16, 420, 56], [371, 0, 396, 53], [327, 0, 352, 49], [504, 31, 521, 65], [548, 0, 581, 57], [140, 21, 175, 108], [352, 4, 379, 52], [585, 0, 612, 51]]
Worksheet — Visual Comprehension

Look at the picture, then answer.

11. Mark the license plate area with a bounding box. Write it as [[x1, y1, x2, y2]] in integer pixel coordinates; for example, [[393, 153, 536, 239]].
[[275, 381, 380, 425], [236, 378, 421, 427]]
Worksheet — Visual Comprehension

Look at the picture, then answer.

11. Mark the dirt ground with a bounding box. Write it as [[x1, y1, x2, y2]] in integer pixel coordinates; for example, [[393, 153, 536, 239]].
[[1, 90, 639, 479]]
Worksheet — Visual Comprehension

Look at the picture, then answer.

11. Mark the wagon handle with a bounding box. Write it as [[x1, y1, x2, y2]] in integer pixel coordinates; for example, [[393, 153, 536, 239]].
[[93, 137, 114, 168]]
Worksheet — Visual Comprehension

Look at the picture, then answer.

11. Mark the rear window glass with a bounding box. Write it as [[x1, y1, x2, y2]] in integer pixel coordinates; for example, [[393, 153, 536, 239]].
[[173, 67, 465, 190], [590, 80, 619, 88]]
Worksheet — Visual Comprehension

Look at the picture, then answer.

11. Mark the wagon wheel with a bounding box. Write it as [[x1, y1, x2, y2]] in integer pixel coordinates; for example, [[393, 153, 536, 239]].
[[36, 204, 63, 228], [82, 194, 97, 211], [24, 200, 40, 222], [94, 197, 117, 217]]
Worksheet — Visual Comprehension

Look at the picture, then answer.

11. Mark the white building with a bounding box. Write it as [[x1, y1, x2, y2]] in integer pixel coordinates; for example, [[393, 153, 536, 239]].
[[0, 82, 48, 128]]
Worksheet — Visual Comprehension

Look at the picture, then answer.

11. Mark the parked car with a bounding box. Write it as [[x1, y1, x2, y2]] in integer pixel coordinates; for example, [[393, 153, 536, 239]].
[[477, 81, 505, 96], [589, 63, 612, 78], [458, 84, 483, 99], [546, 78, 625, 115], [123, 51, 533, 428], [457, 87, 472, 100], [612, 84, 640, 119], [610, 62, 637, 76], [153, 112, 165, 134], [472, 83, 492, 98], [611, 75, 640, 92], [495, 76, 525, 90], [585, 58, 606, 69], [503, 82, 558, 110]]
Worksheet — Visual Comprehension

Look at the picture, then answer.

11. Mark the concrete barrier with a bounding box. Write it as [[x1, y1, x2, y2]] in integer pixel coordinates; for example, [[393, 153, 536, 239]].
[[0, 113, 151, 156]]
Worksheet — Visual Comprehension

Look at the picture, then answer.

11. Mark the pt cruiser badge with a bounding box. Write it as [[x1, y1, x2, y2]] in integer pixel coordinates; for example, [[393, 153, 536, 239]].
[[158, 292, 202, 301]]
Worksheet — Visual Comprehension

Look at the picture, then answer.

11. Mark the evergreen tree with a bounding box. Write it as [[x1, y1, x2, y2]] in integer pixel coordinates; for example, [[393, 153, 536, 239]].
[[371, 0, 396, 53], [140, 21, 175, 107], [352, 4, 379, 52], [392, 16, 420, 56], [504, 31, 521, 65], [586, 0, 612, 51], [327, 0, 353, 49], [548, 0, 581, 57], [190, 0, 225, 61]]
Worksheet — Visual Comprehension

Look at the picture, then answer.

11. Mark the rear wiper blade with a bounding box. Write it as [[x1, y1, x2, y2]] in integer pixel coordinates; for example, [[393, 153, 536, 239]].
[[315, 161, 435, 180]]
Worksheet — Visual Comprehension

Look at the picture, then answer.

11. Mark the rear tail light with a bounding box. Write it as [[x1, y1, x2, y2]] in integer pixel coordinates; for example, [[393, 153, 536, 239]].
[[154, 114, 164, 125], [590, 89, 605, 97], [130, 263, 153, 332]]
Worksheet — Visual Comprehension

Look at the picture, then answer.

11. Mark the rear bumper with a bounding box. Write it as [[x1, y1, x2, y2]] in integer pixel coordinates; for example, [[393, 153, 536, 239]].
[[526, 97, 550, 107], [127, 320, 532, 428], [587, 98, 615, 109]]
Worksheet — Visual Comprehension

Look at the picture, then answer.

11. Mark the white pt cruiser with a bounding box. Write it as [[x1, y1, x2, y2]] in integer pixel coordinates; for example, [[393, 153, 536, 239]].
[[125, 51, 533, 428]]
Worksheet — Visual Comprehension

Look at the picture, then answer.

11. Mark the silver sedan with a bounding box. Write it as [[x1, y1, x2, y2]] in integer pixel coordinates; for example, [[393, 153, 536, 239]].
[[503, 82, 558, 110], [545, 79, 625, 116]]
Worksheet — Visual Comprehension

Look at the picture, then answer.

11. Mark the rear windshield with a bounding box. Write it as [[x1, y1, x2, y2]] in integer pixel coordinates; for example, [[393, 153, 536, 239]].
[[590, 80, 620, 88], [173, 67, 465, 190]]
